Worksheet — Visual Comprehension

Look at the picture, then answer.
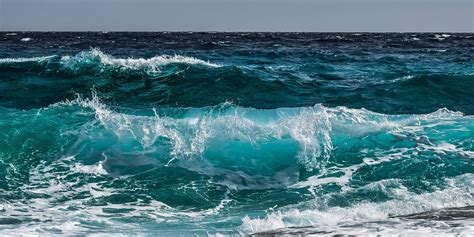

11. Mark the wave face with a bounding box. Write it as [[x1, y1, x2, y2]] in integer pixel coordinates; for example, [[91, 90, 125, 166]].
[[0, 32, 473, 235]]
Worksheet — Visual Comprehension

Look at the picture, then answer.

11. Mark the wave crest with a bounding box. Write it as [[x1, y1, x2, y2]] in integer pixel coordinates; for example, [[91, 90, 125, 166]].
[[0, 48, 220, 75], [49, 93, 472, 174], [60, 48, 220, 74], [55, 94, 334, 171]]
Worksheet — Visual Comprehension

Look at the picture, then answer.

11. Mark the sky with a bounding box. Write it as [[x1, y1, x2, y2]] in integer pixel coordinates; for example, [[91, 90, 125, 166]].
[[0, 0, 472, 32]]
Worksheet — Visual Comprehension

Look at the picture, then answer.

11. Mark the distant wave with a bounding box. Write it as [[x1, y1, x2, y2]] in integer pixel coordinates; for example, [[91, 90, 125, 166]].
[[61, 48, 221, 71], [0, 48, 473, 115], [0, 55, 55, 63], [1, 32, 473, 236], [0, 48, 220, 75]]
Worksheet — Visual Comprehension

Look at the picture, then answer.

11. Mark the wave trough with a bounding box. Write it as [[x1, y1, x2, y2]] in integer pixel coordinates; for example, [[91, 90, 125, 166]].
[[0, 32, 473, 235]]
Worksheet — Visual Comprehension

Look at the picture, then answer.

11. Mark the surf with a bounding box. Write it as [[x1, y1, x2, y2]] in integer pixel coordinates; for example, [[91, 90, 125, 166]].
[[0, 32, 473, 235]]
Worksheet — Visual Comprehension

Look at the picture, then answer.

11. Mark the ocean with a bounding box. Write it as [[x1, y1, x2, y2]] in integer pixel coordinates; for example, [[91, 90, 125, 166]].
[[0, 32, 473, 236]]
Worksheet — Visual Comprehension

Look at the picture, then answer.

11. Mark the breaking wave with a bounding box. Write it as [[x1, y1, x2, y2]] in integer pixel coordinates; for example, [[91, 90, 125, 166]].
[[0, 48, 220, 75], [1, 91, 473, 235], [241, 174, 474, 235], [1, 94, 473, 235], [1, 32, 473, 235]]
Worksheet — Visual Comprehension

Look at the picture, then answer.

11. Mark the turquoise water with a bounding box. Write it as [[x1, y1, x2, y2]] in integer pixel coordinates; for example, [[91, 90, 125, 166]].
[[0, 32, 473, 235]]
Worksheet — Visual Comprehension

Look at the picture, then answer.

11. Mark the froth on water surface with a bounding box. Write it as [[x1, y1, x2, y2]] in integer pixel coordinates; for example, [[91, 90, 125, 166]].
[[0, 32, 473, 235]]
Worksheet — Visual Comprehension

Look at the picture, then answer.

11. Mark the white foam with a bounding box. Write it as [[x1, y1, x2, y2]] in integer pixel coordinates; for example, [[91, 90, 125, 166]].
[[73, 161, 108, 175], [0, 153, 193, 235], [2, 96, 473, 235], [420, 142, 474, 159], [240, 174, 474, 235], [0, 49, 221, 72], [264, 105, 334, 171], [434, 34, 451, 41], [54, 94, 471, 174], [0, 55, 55, 63], [60, 48, 221, 73], [20, 37, 32, 42], [290, 164, 357, 189]]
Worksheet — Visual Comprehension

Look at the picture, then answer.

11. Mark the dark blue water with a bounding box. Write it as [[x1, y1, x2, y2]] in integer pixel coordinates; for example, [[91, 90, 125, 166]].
[[0, 32, 473, 235]]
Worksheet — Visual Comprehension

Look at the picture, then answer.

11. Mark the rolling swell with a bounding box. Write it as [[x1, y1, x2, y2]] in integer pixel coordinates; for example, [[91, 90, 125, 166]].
[[0, 48, 220, 75], [0, 49, 473, 114], [0, 33, 473, 235], [1, 93, 473, 234]]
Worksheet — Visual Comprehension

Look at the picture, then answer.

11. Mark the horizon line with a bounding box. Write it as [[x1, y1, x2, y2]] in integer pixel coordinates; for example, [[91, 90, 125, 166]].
[[1, 30, 473, 33]]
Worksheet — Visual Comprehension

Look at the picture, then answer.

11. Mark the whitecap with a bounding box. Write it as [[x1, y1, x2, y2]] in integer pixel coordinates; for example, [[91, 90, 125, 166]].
[[434, 34, 451, 41], [60, 48, 221, 73], [0, 49, 221, 71], [0, 55, 55, 63], [53, 93, 472, 175], [240, 174, 474, 235]]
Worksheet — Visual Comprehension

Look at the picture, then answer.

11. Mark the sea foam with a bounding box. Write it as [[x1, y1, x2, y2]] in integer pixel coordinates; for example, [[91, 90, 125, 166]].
[[240, 174, 474, 235], [0, 48, 221, 75]]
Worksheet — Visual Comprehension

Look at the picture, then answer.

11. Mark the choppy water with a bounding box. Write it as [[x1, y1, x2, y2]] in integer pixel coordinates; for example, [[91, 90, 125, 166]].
[[0, 32, 473, 236]]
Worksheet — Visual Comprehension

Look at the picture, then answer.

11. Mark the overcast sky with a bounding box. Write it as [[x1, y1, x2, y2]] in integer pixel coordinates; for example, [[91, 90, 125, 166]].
[[0, 0, 472, 32]]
